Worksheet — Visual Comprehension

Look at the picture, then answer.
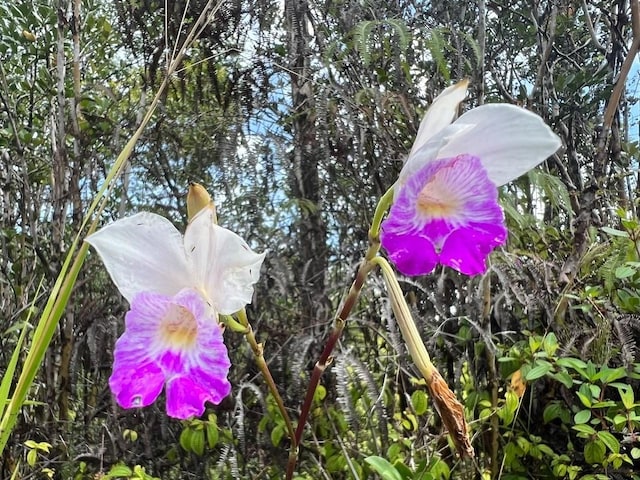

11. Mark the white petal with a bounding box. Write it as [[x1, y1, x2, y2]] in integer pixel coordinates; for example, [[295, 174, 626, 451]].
[[408, 79, 469, 158], [86, 212, 192, 302], [437, 104, 562, 186], [184, 208, 266, 315], [399, 123, 471, 187]]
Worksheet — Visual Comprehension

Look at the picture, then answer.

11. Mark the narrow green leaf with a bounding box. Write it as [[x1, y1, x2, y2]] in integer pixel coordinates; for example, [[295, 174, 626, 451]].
[[271, 424, 285, 447], [179, 428, 191, 452], [206, 422, 219, 449], [542, 332, 559, 356], [191, 429, 205, 456], [601, 226, 629, 238]]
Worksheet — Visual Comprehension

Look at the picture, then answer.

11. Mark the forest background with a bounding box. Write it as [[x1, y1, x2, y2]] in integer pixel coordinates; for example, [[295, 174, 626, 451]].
[[1, 0, 640, 479]]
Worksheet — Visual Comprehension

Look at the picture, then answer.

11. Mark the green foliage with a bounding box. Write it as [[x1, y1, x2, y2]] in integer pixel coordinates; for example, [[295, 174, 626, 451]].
[[424, 28, 450, 82], [104, 464, 161, 480], [365, 454, 452, 480], [490, 331, 640, 477], [179, 415, 221, 456], [352, 19, 411, 68]]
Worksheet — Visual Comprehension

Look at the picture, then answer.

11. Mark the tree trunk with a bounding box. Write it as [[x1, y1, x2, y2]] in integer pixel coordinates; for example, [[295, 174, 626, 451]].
[[285, 0, 328, 325]]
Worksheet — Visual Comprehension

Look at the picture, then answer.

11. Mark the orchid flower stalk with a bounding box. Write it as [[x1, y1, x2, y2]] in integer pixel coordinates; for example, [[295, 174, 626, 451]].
[[375, 255, 474, 458], [187, 185, 296, 450], [286, 190, 392, 479]]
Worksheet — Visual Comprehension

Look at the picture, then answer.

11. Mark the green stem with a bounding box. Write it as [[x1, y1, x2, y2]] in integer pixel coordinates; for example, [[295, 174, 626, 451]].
[[369, 187, 394, 242], [236, 309, 296, 450]]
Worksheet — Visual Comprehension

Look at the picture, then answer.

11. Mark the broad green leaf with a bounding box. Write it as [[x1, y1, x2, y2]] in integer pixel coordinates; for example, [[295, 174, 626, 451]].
[[314, 384, 327, 402], [573, 409, 591, 424], [597, 431, 619, 454], [525, 362, 553, 380], [428, 457, 451, 479], [572, 424, 596, 435], [595, 366, 626, 384], [613, 383, 635, 410], [550, 371, 574, 388], [543, 402, 569, 423], [106, 464, 133, 476], [615, 265, 635, 279], [411, 390, 428, 416], [364, 456, 403, 480], [584, 439, 606, 464], [555, 357, 588, 371]]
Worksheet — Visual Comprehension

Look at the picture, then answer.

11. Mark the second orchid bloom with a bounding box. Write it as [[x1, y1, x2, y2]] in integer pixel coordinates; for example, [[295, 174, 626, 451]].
[[381, 80, 562, 276]]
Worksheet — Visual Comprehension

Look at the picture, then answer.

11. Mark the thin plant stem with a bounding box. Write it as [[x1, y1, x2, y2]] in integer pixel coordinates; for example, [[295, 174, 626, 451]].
[[235, 309, 296, 448], [285, 187, 393, 479]]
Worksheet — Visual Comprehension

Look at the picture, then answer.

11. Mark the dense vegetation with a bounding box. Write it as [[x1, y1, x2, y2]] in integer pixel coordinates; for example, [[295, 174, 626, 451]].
[[1, 0, 639, 478]]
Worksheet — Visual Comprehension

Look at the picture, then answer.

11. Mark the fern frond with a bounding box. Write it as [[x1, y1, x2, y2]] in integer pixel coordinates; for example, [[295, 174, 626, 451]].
[[233, 382, 266, 455], [348, 352, 389, 444], [353, 20, 376, 66], [527, 169, 573, 217], [290, 335, 315, 392], [615, 315, 638, 368], [334, 354, 360, 431], [386, 18, 411, 54], [426, 28, 450, 82], [459, 30, 483, 68], [216, 442, 241, 479], [596, 240, 626, 293]]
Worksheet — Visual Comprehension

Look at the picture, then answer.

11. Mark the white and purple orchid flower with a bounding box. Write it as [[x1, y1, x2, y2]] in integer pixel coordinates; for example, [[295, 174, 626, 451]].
[[381, 81, 562, 276], [86, 206, 265, 419]]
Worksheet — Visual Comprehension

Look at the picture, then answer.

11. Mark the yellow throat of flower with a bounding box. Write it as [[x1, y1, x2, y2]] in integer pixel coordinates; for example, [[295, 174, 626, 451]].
[[159, 303, 198, 349], [416, 167, 462, 219]]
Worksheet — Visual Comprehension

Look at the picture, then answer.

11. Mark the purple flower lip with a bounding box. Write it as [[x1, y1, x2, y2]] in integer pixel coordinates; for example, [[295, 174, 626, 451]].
[[381, 155, 507, 276], [109, 288, 232, 419]]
